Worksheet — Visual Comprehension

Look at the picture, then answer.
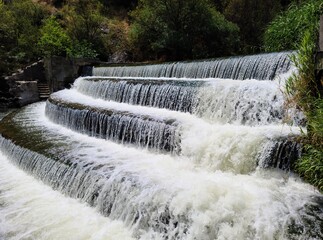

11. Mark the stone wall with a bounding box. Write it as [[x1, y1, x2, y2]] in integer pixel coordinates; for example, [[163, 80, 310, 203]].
[[0, 60, 44, 108], [0, 78, 39, 108], [44, 57, 99, 93], [0, 57, 99, 109], [13, 81, 39, 106]]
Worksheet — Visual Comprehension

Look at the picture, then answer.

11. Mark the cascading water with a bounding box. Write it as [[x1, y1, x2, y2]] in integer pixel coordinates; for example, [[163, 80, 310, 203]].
[[0, 52, 322, 239], [74, 77, 292, 125], [92, 52, 291, 80]]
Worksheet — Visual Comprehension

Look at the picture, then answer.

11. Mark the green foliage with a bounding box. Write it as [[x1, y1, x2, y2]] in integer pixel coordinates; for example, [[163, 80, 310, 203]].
[[38, 16, 98, 58], [0, 0, 48, 76], [224, 0, 281, 53], [0, 2, 16, 75], [38, 17, 72, 57], [297, 145, 323, 192], [286, 31, 318, 111], [130, 0, 240, 61], [296, 92, 323, 192], [266, 3, 322, 191], [306, 98, 323, 147], [264, 0, 322, 52], [0, 3, 16, 46], [101, 19, 130, 60], [284, 28, 323, 191], [10, 0, 49, 61], [67, 41, 98, 58], [63, 0, 104, 41], [62, 0, 106, 58], [2, 0, 315, 73]]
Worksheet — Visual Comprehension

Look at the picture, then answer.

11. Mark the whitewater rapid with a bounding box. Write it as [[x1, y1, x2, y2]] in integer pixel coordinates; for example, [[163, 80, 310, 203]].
[[0, 103, 321, 239]]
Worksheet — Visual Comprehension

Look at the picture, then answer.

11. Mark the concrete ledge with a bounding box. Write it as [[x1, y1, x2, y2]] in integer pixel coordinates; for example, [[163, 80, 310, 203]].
[[15, 81, 40, 107]]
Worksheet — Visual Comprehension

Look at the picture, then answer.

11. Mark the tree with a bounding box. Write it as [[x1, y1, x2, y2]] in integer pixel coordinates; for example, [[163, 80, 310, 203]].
[[130, 0, 240, 61], [62, 0, 105, 58], [11, 0, 49, 61], [0, 0, 48, 76], [100, 0, 138, 9], [101, 19, 131, 62], [0, 2, 16, 75], [224, 0, 281, 53], [38, 17, 72, 57]]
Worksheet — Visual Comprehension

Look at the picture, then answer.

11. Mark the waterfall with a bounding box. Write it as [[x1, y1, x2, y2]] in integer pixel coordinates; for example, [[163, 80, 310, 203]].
[[0, 52, 322, 239], [0, 151, 135, 240], [46, 98, 180, 153], [74, 77, 295, 125], [0, 136, 190, 238], [93, 52, 292, 80], [74, 78, 201, 113]]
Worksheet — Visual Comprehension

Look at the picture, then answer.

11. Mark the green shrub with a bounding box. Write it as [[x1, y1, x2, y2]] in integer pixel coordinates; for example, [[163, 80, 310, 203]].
[[39, 17, 72, 57], [62, 0, 107, 59], [297, 145, 323, 192], [10, 0, 49, 61], [0, 2, 17, 75], [67, 41, 98, 58], [285, 28, 323, 192], [0, 0, 49, 75], [285, 31, 318, 112], [224, 0, 281, 54], [264, 0, 322, 52], [101, 19, 130, 60], [270, 0, 323, 191]]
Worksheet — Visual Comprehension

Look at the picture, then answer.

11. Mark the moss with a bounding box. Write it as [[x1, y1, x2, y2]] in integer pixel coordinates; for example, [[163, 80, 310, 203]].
[[0, 110, 72, 166]]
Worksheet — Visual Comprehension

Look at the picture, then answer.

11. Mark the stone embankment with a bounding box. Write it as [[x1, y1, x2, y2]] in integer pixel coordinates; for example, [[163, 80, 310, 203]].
[[0, 57, 98, 109]]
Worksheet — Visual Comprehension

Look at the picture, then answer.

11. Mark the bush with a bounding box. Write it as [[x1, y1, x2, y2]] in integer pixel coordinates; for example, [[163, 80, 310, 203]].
[[224, 0, 281, 53], [264, 0, 322, 52], [284, 27, 323, 191], [268, 0, 323, 191], [10, 0, 49, 61], [297, 145, 323, 192], [129, 0, 240, 61], [0, 2, 16, 75], [101, 19, 130, 61], [67, 41, 98, 58], [62, 0, 106, 58], [0, 0, 48, 75], [38, 17, 72, 57]]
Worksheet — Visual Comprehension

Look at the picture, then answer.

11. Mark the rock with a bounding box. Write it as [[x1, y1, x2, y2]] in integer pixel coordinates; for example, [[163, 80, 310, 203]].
[[14, 81, 40, 107]]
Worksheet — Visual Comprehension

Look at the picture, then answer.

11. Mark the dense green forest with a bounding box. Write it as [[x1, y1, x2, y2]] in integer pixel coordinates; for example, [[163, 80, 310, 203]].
[[0, 0, 303, 77], [0, 0, 322, 190]]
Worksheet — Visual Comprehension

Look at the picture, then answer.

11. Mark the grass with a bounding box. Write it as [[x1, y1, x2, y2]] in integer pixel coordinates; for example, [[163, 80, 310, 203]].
[[286, 30, 323, 192]]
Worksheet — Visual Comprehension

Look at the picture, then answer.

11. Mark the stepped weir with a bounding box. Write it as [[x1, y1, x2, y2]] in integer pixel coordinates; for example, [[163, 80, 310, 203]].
[[0, 52, 322, 239]]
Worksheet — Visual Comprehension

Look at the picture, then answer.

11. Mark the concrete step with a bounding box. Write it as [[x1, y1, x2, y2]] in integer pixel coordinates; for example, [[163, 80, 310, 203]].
[[37, 83, 50, 99]]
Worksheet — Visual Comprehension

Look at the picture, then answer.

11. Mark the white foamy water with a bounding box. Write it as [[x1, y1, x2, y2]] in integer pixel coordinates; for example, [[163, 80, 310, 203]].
[[195, 79, 284, 125], [0, 151, 135, 240], [50, 90, 302, 173], [73, 69, 302, 126], [92, 52, 292, 80], [1, 52, 322, 239], [0, 103, 321, 239], [51, 88, 193, 122]]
